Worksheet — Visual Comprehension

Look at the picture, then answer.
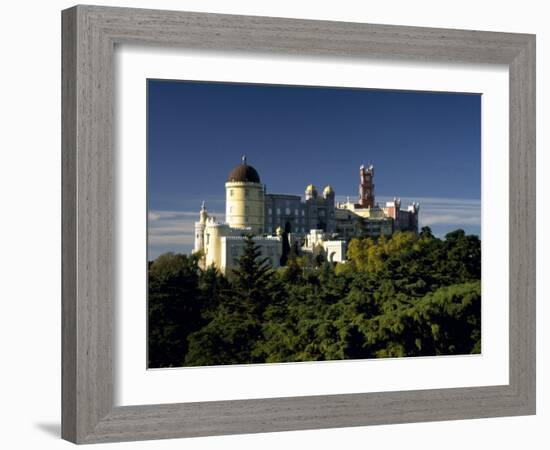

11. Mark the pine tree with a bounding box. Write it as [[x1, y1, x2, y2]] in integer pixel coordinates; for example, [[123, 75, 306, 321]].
[[184, 235, 278, 366], [230, 234, 274, 312]]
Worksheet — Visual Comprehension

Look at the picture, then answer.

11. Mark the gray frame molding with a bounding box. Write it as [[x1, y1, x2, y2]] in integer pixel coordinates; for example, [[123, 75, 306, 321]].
[[62, 5, 536, 444]]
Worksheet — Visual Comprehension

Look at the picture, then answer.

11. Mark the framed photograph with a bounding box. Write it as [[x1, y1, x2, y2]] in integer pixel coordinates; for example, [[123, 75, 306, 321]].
[[62, 5, 536, 444]]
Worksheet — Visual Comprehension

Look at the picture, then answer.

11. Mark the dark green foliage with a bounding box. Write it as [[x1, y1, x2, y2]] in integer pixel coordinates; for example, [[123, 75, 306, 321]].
[[148, 252, 204, 368], [148, 227, 482, 368], [185, 235, 283, 366]]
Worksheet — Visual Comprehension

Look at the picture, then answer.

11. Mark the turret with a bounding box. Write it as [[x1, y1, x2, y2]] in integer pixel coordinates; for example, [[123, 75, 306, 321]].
[[194, 201, 208, 253], [305, 184, 317, 201], [323, 185, 335, 199], [199, 201, 208, 224]]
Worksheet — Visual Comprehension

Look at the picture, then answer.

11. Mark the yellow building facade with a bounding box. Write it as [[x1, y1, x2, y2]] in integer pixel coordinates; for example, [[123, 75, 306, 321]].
[[225, 181, 265, 234], [224, 155, 265, 234]]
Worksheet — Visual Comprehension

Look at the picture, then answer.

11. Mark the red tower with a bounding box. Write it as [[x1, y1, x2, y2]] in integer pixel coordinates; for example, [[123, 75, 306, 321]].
[[358, 164, 375, 208]]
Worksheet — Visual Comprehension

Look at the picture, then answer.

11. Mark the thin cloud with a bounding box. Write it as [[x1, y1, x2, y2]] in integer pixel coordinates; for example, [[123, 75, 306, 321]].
[[422, 214, 480, 226], [148, 210, 210, 221], [148, 208, 225, 258]]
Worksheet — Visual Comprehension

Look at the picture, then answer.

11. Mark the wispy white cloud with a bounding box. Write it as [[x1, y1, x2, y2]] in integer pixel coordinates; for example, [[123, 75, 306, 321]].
[[411, 197, 480, 230], [148, 210, 207, 221], [337, 194, 481, 232], [148, 208, 225, 258], [421, 213, 480, 226]]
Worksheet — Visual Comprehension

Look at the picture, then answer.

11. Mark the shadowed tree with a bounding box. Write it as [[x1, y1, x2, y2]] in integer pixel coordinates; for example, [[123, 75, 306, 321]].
[[149, 229, 482, 367], [185, 235, 279, 366], [148, 252, 203, 368]]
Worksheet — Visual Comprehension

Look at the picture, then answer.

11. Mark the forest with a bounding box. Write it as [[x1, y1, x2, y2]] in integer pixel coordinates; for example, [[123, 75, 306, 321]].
[[148, 227, 481, 368]]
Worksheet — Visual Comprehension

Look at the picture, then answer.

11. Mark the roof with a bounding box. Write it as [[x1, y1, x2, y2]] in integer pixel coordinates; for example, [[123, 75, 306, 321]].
[[227, 156, 261, 183]]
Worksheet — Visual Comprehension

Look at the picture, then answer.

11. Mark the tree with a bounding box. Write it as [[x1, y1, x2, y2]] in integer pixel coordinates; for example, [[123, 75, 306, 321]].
[[229, 234, 276, 314], [281, 245, 303, 284], [419, 226, 434, 239], [185, 235, 280, 366], [148, 252, 203, 368], [150, 228, 482, 367]]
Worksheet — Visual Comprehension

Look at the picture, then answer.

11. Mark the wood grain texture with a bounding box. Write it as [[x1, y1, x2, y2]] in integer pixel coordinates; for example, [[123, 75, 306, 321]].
[[61, 4, 536, 444], [61, 6, 77, 443]]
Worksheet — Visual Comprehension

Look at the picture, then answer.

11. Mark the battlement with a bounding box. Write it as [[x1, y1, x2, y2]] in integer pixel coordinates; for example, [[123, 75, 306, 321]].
[[222, 235, 281, 241]]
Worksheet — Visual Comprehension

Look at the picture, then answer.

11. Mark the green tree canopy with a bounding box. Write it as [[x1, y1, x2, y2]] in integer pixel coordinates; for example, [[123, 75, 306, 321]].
[[149, 228, 482, 368]]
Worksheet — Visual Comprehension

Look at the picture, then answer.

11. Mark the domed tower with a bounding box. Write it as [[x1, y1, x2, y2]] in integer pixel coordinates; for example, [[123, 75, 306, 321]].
[[225, 156, 265, 234], [305, 184, 317, 201], [323, 185, 334, 200]]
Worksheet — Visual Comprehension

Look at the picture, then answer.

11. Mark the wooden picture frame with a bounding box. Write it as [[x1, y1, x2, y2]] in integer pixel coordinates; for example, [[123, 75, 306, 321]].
[[62, 5, 536, 444]]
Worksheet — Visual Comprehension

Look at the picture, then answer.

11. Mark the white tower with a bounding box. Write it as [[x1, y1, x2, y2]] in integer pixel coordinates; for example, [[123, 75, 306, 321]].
[[193, 201, 208, 253], [225, 156, 265, 234]]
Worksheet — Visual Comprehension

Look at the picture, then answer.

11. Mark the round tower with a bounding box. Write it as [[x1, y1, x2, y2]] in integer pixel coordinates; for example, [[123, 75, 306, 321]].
[[225, 156, 265, 234]]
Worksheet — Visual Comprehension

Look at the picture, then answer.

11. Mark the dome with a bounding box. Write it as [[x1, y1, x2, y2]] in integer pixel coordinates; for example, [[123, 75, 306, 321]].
[[323, 185, 334, 195], [305, 184, 317, 192], [227, 156, 261, 183]]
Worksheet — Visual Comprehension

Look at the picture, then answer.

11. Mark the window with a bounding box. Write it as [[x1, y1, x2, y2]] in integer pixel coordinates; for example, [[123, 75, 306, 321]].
[[268, 208, 272, 215], [285, 208, 290, 215], [295, 209, 299, 216], [276, 208, 281, 215], [301, 210, 305, 216]]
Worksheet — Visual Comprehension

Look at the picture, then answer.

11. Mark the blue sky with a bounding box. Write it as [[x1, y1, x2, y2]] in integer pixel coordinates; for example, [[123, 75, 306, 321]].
[[148, 79, 481, 258]]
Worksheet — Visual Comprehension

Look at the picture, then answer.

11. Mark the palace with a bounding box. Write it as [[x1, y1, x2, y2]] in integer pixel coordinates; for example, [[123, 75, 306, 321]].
[[193, 156, 419, 273]]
